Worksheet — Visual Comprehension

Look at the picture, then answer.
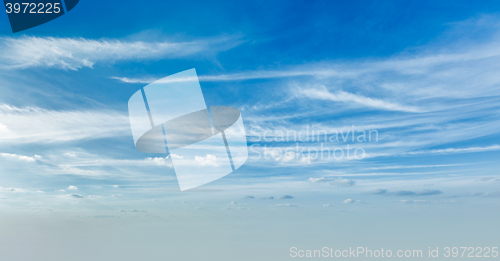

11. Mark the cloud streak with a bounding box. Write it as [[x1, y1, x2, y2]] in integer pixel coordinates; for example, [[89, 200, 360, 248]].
[[0, 35, 242, 70], [0, 103, 130, 144], [0, 152, 38, 162], [297, 87, 421, 113], [308, 177, 356, 187], [404, 145, 500, 156]]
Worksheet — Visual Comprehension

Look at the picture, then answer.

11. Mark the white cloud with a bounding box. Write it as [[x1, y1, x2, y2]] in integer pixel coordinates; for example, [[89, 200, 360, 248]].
[[343, 199, 364, 204], [169, 154, 183, 159], [0, 149, 179, 180], [0, 152, 37, 162], [0, 35, 242, 70], [194, 154, 219, 166], [0, 104, 130, 144], [113, 33, 500, 104], [147, 157, 172, 167], [57, 193, 83, 198], [67, 185, 78, 190], [49, 151, 175, 170]]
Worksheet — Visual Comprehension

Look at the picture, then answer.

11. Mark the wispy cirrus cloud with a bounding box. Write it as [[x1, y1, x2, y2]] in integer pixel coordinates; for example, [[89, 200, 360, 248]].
[[297, 87, 421, 113], [0, 103, 129, 144], [112, 35, 500, 103], [0, 152, 39, 162], [111, 68, 350, 84], [112, 29, 500, 117], [0, 35, 243, 70], [403, 145, 500, 155]]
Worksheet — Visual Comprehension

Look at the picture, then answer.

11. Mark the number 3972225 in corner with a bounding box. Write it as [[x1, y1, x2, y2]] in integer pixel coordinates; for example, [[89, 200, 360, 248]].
[[4, 0, 78, 33], [5, 2, 62, 14], [442, 247, 498, 258]]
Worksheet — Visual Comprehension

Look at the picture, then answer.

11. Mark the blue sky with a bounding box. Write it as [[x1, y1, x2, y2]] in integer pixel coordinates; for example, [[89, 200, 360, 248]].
[[0, 1, 500, 260]]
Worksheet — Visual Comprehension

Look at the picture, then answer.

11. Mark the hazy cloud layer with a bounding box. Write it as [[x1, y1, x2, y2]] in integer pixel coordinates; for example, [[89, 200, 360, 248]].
[[308, 177, 356, 187]]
